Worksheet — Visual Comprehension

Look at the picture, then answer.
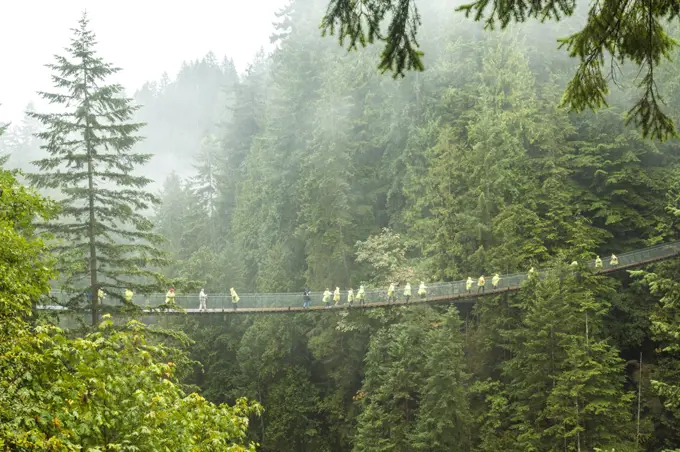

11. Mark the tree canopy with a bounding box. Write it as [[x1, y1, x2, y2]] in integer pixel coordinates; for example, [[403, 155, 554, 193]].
[[321, 0, 680, 140]]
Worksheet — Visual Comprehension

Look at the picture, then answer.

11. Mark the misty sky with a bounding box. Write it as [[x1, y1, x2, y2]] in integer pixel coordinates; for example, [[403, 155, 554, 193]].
[[0, 0, 287, 124]]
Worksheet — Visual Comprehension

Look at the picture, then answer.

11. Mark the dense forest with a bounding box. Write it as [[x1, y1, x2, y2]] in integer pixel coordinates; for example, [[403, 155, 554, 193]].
[[5, 0, 680, 450]]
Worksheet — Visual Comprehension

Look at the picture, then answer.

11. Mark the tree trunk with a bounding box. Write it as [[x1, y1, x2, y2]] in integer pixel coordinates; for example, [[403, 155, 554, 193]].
[[84, 80, 98, 326]]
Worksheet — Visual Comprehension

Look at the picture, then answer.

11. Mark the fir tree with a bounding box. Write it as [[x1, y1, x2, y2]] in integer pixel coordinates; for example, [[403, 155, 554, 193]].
[[497, 269, 636, 450], [184, 134, 221, 250], [27, 13, 166, 325]]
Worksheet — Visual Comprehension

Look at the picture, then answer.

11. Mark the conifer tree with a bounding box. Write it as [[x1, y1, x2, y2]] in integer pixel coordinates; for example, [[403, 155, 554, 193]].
[[27, 13, 166, 325], [494, 269, 636, 450], [184, 134, 221, 250]]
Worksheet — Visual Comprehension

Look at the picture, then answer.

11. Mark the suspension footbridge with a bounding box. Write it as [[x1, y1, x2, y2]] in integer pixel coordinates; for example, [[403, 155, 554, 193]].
[[38, 241, 680, 315]]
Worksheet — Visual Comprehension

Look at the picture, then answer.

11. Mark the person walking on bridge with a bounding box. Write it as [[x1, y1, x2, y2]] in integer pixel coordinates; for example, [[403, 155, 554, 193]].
[[478, 275, 486, 294], [124, 288, 133, 304], [492, 273, 500, 290], [199, 289, 207, 311], [165, 288, 175, 305], [403, 282, 412, 303], [610, 254, 619, 266], [333, 287, 341, 307], [358, 285, 366, 306], [230, 287, 239, 311], [98, 288, 106, 304], [418, 281, 427, 300], [347, 288, 355, 307], [303, 288, 311, 309], [387, 283, 396, 303], [528, 267, 536, 279], [466, 277, 473, 294], [595, 256, 603, 268], [323, 288, 331, 308]]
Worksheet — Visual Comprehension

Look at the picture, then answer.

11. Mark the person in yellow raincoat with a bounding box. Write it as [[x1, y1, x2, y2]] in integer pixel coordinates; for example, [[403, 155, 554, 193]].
[[418, 281, 427, 300], [357, 285, 366, 306], [466, 277, 473, 294], [528, 267, 536, 279], [595, 256, 603, 268], [124, 288, 133, 303], [165, 288, 175, 304], [477, 275, 486, 294], [492, 273, 500, 290], [610, 254, 619, 266], [347, 288, 355, 307], [387, 283, 396, 303], [403, 282, 411, 303], [333, 287, 341, 307], [230, 287, 240, 311], [323, 288, 331, 308]]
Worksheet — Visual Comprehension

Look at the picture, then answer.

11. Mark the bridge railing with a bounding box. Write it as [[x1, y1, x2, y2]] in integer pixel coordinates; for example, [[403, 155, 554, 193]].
[[39, 241, 680, 311]]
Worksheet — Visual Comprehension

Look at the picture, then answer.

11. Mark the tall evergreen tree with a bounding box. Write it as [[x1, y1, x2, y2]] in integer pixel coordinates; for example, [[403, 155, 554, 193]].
[[27, 13, 166, 325]]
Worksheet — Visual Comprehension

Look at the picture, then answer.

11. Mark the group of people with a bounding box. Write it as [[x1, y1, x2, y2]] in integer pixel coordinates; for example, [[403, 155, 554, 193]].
[[100, 287, 242, 311], [465, 254, 618, 294], [303, 281, 428, 309], [305, 253, 620, 308], [192, 287, 241, 311], [94, 254, 619, 311]]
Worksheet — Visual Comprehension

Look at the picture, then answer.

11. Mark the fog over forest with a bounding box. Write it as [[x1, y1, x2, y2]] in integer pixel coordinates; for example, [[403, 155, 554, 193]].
[[1, 0, 591, 188], [5, 0, 680, 450]]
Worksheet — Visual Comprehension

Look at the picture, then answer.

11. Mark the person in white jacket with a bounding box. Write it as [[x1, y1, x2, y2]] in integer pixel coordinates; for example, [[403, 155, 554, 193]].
[[199, 289, 207, 311]]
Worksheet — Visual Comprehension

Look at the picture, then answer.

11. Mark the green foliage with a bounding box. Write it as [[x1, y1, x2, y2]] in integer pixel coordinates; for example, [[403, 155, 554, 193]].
[[473, 269, 637, 451], [27, 13, 168, 322], [0, 168, 57, 332], [0, 162, 261, 450], [0, 316, 261, 450], [355, 228, 415, 285], [632, 184, 680, 448], [353, 306, 470, 451], [321, 0, 680, 140], [132, 0, 680, 449]]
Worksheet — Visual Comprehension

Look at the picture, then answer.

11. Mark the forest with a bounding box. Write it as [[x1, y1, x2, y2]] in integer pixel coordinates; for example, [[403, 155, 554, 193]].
[[4, 0, 680, 450]]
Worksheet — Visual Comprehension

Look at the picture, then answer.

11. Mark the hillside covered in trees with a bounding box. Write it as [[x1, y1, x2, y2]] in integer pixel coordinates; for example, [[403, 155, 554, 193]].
[[4, 0, 680, 450], [148, 0, 680, 450]]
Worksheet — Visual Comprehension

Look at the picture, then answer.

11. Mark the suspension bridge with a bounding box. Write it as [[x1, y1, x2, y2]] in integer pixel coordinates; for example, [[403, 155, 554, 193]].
[[38, 241, 680, 315]]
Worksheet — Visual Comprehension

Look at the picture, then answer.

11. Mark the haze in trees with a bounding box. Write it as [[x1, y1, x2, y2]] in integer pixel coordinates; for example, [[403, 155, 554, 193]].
[[7, 1, 680, 450], [321, 0, 679, 140], [147, 0, 680, 449]]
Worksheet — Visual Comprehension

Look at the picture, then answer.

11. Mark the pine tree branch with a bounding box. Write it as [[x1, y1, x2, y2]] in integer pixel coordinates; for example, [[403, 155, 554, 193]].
[[322, 0, 680, 139]]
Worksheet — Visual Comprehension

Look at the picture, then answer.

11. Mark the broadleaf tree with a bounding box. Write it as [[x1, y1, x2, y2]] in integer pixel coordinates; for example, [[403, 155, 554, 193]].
[[27, 12, 167, 325], [0, 167, 262, 451]]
